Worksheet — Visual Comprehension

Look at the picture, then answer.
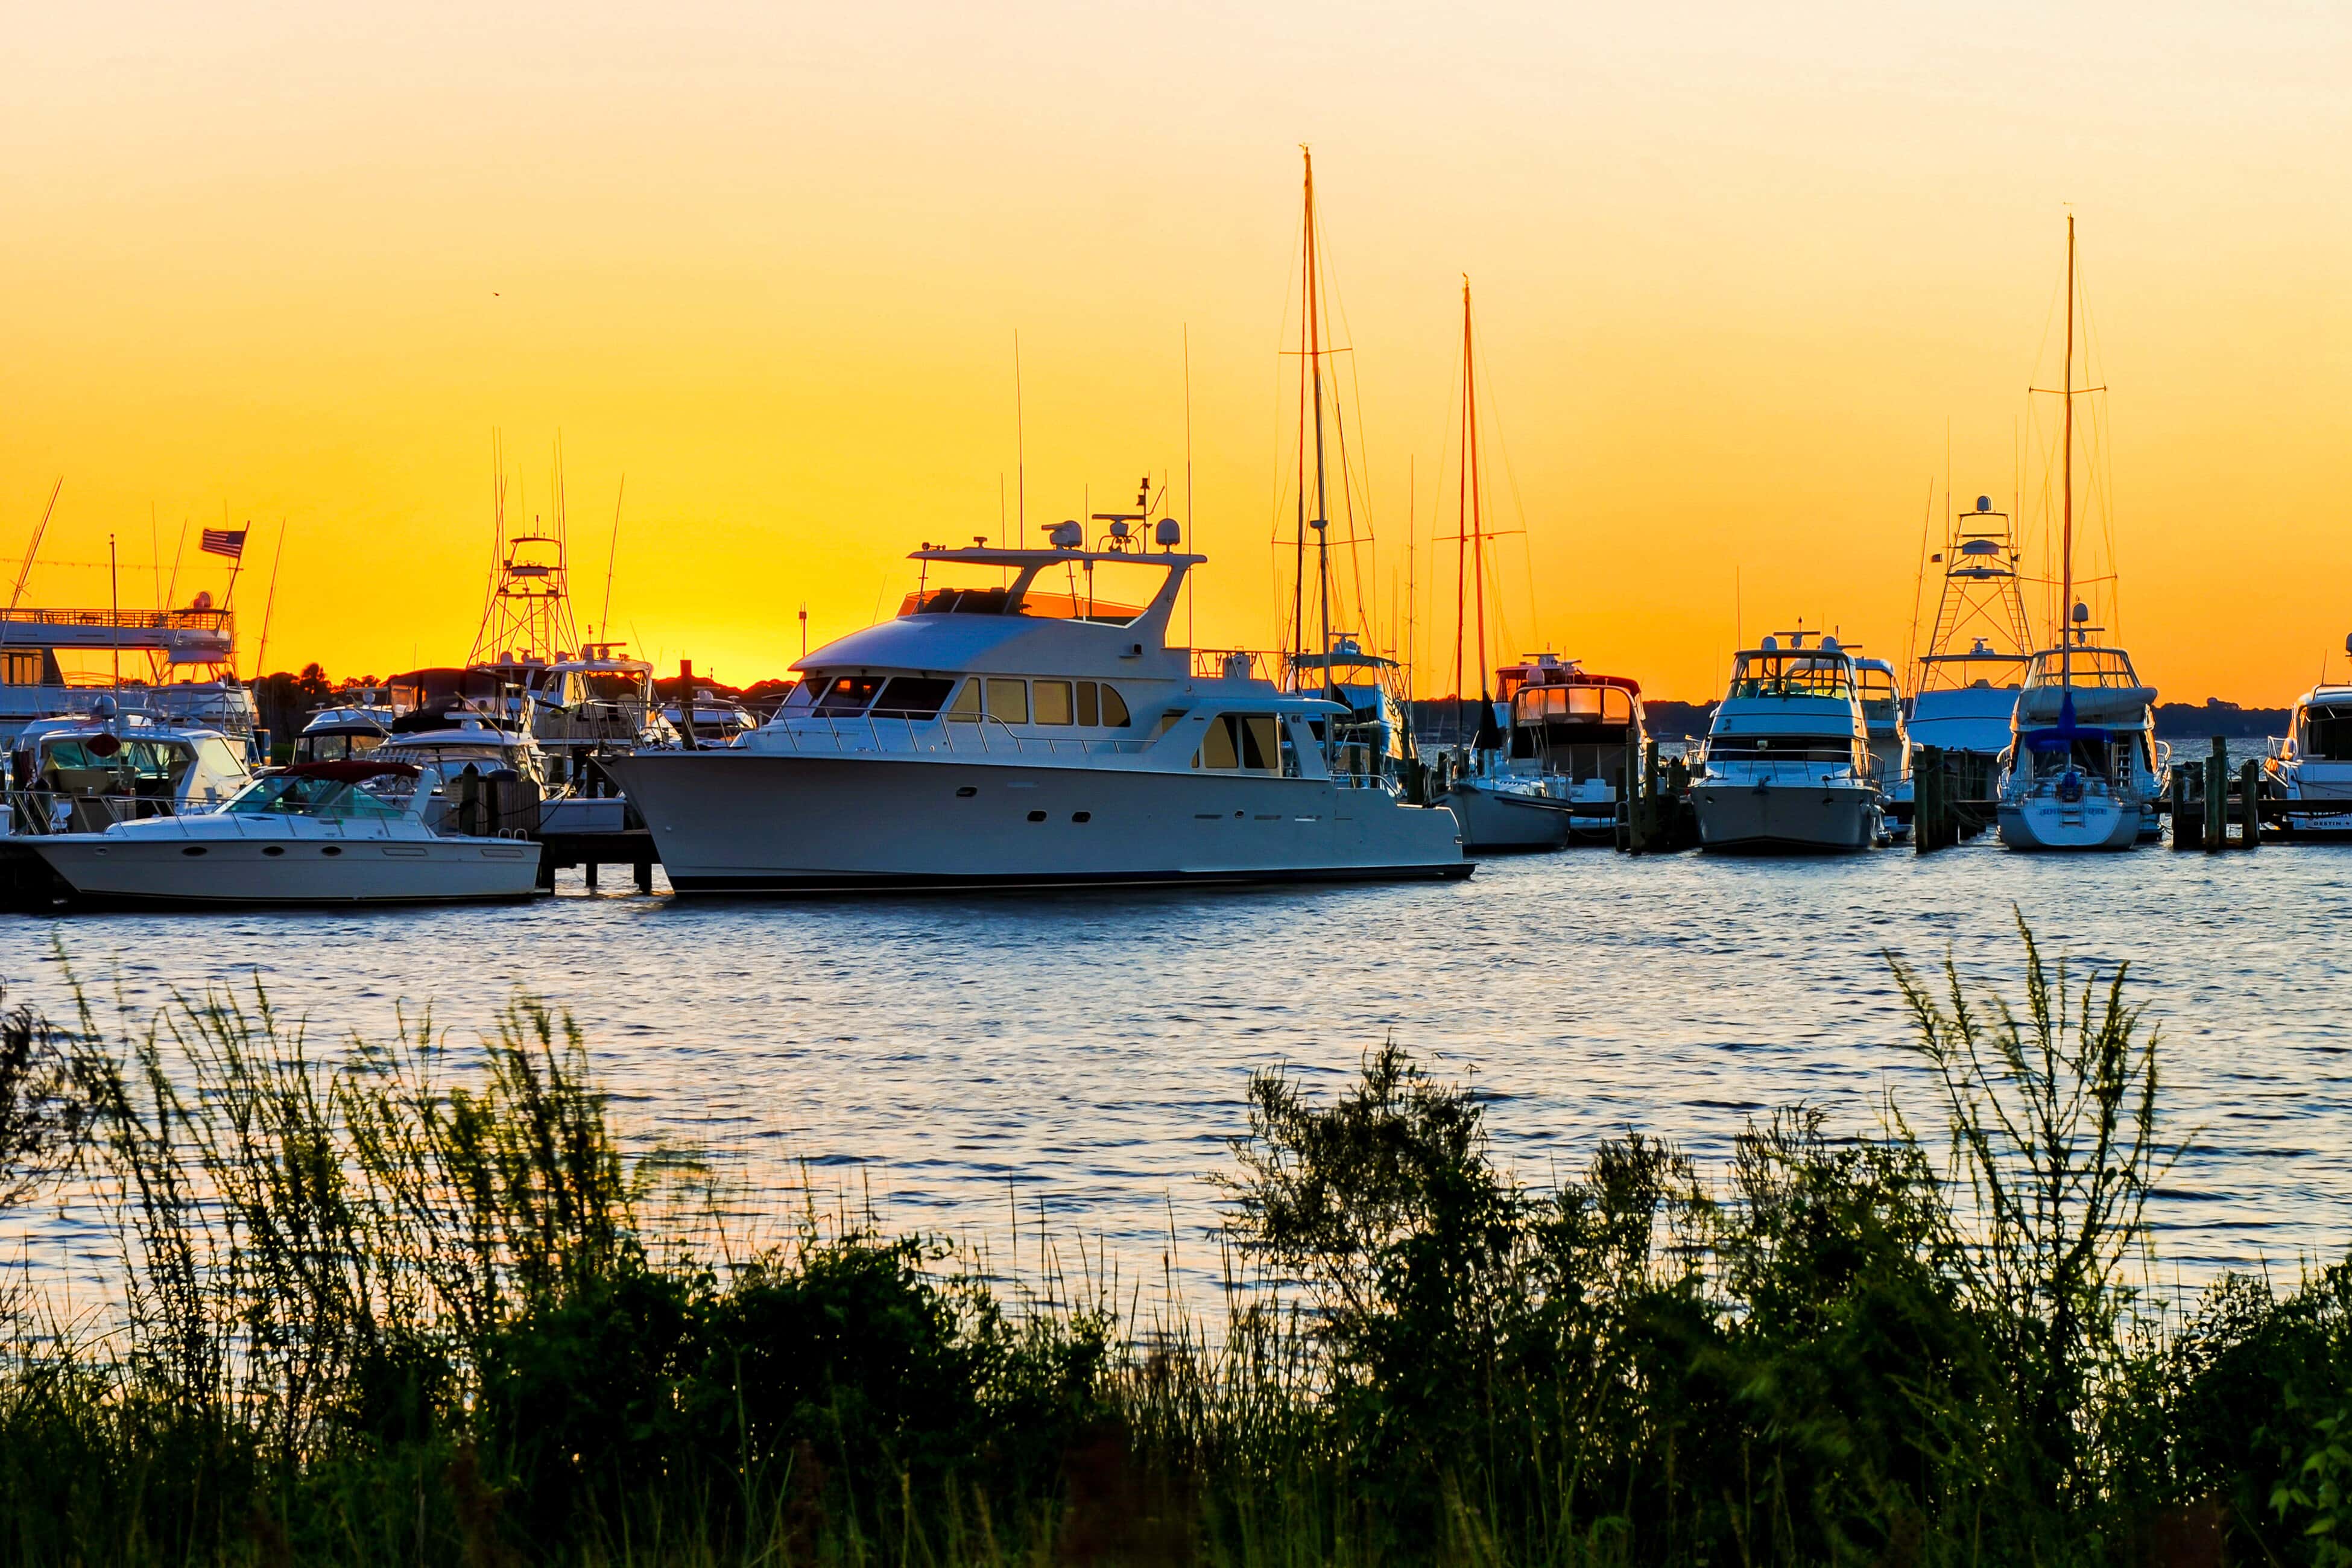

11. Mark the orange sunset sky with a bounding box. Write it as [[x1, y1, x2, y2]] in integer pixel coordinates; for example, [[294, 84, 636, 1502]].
[[4, 1, 2348, 702]]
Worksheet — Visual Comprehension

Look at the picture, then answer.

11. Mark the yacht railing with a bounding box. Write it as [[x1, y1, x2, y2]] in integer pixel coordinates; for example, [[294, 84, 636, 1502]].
[[3, 788, 211, 836], [1192, 648, 1276, 681], [754, 713, 1160, 760], [1697, 756, 1868, 786]]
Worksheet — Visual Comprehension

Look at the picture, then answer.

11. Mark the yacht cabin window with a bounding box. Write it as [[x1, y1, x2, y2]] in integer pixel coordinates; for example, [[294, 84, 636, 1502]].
[[2303, 707, 2352, 761], [816, 675, 886, 714], [1034, 680, 1075, 725], [1193, 715, 1280, 774], [1099, 684, 1130, 727], [871, 677, 955, 718], [946, 680, 982, 721], [1706, 735, 1858, 763], [985, 678, 1029, 724]]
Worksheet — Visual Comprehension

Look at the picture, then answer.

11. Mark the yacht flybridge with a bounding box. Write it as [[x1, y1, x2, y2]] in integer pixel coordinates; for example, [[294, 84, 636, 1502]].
[[1690, 633, 1883, 853], [602, 528, 1469, 893]]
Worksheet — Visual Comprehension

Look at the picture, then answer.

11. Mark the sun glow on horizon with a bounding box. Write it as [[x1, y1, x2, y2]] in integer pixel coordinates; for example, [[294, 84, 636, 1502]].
[[5, 2, 2349, 704]]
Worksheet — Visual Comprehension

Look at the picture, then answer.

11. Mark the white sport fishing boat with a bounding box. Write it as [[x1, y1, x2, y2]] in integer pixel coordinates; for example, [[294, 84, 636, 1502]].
[[1996, 216, 2164, 851], [25, 759, 543, 907], [1856, 657, 1913, 841], [1909, 495, 2034, 762], [2265, 658, 2352, 837], [602, 526, 1469, 893], [1690, 633, 1882, 853]]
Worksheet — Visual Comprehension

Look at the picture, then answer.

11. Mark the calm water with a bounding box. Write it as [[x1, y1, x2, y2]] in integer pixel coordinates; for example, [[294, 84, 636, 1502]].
[[6, 772, 2347, 1304]]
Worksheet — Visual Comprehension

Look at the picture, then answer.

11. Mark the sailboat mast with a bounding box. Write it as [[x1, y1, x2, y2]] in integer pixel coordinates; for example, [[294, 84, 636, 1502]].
[[2061, 213, 2075, 687], [1291, 150, 1314, 680], [1303, 152, 1333, 696], [1464, 279, 1490, 715]]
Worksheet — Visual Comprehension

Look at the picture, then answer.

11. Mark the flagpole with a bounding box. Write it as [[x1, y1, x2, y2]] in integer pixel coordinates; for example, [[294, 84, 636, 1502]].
[[219, 505, 245, 612]]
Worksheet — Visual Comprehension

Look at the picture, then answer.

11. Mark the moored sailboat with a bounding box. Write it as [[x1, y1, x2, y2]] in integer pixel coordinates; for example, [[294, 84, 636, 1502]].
[[1996, 217, 2165, 850]]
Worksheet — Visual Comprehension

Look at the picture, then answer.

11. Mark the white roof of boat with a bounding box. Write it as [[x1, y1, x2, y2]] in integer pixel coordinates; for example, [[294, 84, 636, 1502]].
[[912, 545, 1204, 569]]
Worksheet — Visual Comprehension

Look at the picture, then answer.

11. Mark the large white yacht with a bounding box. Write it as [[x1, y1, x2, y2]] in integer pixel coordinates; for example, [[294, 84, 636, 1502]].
[[2266, 663, 2352, 836], [0, 602, 258, 754], [602, 528, 1469, 893], [1690, 634, 1882, 853]]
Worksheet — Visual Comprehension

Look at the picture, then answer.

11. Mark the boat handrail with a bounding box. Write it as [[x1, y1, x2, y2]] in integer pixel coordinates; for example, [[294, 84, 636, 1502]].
[[3, 787, 218, 835], [758, 712, 1160, 759], [1699, 756, 1868, 785], [1193, 648, 1277, 681]]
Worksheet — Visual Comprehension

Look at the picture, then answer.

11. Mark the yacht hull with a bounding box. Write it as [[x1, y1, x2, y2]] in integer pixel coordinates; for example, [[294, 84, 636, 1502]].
[[604, 752, 1470, 893], [1690, 780, 1879, 854], [1439, 783, 1572, 853], [1995, 795, 2139, 850], [26, 836, 545, 906]]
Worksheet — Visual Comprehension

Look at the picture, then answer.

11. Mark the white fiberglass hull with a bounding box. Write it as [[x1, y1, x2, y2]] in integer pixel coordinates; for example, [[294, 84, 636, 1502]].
[[28, 835, 543, 906], [1689, 779, 1880, 854], [604, 751, 1469, 892], [1995, 794, 2139, 851], [1439, 782, 1572, 852]]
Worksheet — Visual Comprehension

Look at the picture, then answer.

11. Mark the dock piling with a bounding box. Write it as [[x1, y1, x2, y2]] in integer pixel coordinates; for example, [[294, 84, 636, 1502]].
[[2204, 741, 2228, 851], [2239, 759, 2260, 849]]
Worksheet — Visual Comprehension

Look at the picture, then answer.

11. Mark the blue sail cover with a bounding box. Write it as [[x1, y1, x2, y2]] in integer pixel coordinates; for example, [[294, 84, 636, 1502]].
[[2020, 688, 2112, 753]]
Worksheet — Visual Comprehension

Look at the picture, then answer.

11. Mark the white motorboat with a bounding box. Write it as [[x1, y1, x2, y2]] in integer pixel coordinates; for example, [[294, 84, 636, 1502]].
[[26, 759, 543, 907], [478, 643, 676, 757], [1690, 633, 1883, 853], [2265, 664, 2352, 837], [601, 528, 1469, 893], [4, 698, 251, 836], [1856, 657, 1912, 842], [1994, 217, 2165, 852]]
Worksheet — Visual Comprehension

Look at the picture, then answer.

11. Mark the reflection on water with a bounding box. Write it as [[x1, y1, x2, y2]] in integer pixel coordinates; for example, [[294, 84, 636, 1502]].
[[6, 814, 2349, 1300]]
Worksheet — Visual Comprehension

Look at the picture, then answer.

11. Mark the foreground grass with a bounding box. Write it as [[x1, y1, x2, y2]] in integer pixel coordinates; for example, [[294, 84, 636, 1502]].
[[0, 922, 2348, 1565]]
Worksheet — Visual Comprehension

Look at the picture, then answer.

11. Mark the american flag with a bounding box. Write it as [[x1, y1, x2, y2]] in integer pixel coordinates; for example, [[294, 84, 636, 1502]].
[[201, 527, 246, 559]]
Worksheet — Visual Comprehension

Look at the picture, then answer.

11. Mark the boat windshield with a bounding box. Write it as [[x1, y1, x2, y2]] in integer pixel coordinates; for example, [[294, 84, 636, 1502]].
[[1510, 684, 1634, 726], [227, 772, 414, 820], [2303, 706, 2352, 761], [36, 737, 194, 786], [1727, 653, 1854, 701], [2025, 649, 2142, 689]]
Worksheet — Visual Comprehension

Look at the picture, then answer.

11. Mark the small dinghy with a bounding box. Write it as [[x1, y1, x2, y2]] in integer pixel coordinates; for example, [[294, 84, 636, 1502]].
[[26, 759, 543, 908]]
